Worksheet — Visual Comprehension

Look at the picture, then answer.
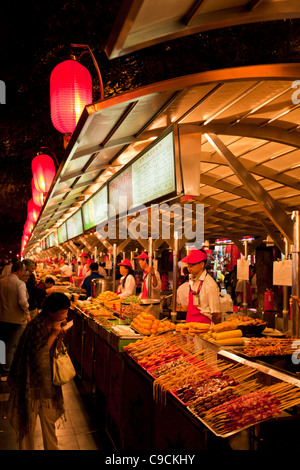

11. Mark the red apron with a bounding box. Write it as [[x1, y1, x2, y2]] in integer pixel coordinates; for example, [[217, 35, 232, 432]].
[[141, 272, 149, 299], [116, 279, 123, 296], [186, 280, 211, 324]]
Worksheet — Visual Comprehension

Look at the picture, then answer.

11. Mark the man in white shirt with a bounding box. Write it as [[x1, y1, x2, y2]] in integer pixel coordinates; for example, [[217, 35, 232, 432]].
[[176, 281, 189, 307], [0, 261, 30, 380], [98, 263, 107, 279], [59, 260, 73, 278]]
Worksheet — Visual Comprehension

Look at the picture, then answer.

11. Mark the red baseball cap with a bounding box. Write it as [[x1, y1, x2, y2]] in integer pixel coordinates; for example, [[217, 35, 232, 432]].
[[180, 249, 207, 264], [135, 252, 149, 260], [118, 259, 132, 268], [80, 252, 88, 257]]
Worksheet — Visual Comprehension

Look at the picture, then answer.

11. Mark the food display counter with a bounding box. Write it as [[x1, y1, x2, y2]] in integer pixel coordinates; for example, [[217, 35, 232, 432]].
[[64, 297, 300, 450]]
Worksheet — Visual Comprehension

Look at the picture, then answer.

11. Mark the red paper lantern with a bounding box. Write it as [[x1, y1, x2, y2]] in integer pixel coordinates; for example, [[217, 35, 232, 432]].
[[31, 179, 45, 207], [24, 219, 34, 237], [50, 59, 92, 134], [23, 226, 30, 237], [31, 154, 55, 193], [27, 199, 41, 223]]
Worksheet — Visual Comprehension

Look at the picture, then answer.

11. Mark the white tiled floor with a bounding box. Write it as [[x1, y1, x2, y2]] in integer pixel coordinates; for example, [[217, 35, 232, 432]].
[[0, 379, 112, 451]]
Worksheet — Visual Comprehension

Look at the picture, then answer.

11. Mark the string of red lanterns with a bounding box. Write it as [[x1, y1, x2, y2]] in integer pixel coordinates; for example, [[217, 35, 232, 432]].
[[22, 155, 55, 256], [21, 44, 102, 257]]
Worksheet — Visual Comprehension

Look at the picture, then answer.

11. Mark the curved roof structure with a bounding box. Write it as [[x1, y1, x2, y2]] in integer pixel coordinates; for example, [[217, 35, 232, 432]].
[[105, 0, 300, 59], [26, 63, 300, 255]]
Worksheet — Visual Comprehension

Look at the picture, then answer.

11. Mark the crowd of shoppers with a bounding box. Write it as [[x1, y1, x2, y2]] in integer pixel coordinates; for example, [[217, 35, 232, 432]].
[[0, 251, 163, 450]]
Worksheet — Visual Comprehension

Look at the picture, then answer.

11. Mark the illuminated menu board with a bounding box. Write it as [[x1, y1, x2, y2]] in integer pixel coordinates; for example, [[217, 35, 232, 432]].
[[108, 128, 176, 215], [66, 210, 83, 240], [82, 186, 108, 230], [57, 222, 67, 244], [132, 130, 176, 207], [108, 165, 133, 216]]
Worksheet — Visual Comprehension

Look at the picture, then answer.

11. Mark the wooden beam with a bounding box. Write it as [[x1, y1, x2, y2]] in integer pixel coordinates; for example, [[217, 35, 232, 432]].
[[205, 133, 294, 244]]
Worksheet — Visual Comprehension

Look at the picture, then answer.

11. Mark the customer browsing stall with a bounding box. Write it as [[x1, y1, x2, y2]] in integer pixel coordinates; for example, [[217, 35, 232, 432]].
[[136, 251, 161, 299], [0, 261, 30, 381], [181, 249, 220, 325], [116, 259, 136, 300], [7, 293, 71, 450]]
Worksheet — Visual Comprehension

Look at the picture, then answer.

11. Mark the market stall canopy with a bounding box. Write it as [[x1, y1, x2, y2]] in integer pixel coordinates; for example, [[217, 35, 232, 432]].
[[26, 63, 300, 255], [105, 0, 300, 59]]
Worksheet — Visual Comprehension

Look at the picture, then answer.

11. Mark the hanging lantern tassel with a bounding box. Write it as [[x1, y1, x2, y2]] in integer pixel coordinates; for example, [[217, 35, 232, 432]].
[[50, 58, 92, 134], [31, 154, 55, 194]]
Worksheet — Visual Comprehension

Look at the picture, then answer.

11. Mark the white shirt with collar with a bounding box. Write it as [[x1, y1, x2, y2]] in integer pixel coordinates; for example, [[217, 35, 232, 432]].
[[140, 269, 162, 299], [117, 274, 136, 300], [189, 269, 220, 320]]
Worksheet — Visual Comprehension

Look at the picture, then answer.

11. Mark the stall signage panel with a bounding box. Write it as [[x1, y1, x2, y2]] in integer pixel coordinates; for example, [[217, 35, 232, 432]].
[[48, 231, 55, 248], [108, 166, 133, 216], [237, 259, 249, 280], [66, 210, 83, 239], [57, 222, 67, 244], [273, 260, 292, 286], [132, 131, 176, 207], [82, 187, 108, 231]]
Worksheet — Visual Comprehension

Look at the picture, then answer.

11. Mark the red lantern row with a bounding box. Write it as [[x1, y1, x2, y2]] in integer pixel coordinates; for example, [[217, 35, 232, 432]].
[[27, 199, 41, 222], [31, 154, 55, 195], [22, 154, 55, 255], [22, 55, 92, 255]]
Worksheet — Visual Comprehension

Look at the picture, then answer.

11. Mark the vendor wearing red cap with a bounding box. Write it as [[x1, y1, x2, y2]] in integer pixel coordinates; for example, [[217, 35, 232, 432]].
[[181, 249, 220, 325], [136, 252, 161, 299], [73, 253, 91, 287], [116, 259, 136, 300]]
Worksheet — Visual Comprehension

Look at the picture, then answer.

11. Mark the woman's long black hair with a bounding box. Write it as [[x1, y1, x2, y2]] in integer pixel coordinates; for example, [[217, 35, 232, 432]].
[[41, 292, 70, 315], [121, 266, 135, 288]]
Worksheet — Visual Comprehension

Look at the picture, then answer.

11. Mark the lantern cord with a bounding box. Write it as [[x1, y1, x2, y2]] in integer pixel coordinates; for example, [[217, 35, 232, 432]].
[[71, 44, 104, 101]]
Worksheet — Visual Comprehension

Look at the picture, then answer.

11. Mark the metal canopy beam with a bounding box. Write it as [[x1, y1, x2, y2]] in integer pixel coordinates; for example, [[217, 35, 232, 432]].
[[205, 132, 294, 244], [105, 0, 300, 59], [202, 123, 300, 149], [201, 152, 300, 193], [260, 221, 285, 254]]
